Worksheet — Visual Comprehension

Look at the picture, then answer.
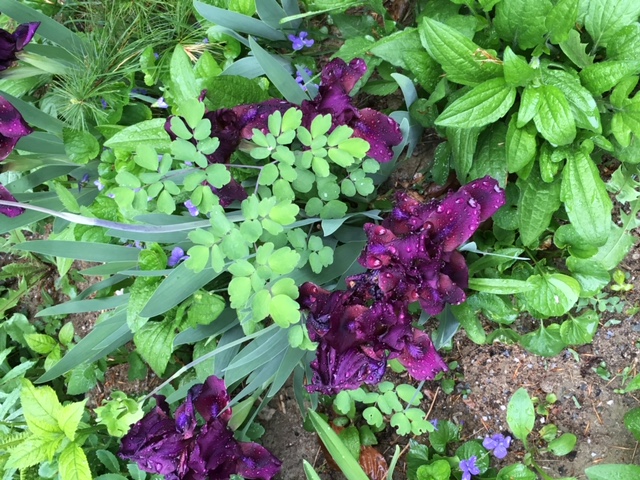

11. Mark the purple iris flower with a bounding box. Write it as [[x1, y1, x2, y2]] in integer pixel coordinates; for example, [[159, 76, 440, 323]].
[[0, 184, 24, 218], [483, 433, 512, 459], [0, 22, 39, 71], [184, 200, 199, 216], [288, 31, 314, 51], [0, 95, 33, 161], [295, 67, 316, 92], [119, 376, 281, 480], [168, 247, 189, 267], [460, 456, 481, 480]]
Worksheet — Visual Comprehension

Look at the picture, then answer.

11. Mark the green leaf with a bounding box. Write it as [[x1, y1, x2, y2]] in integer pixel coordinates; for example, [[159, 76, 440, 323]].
[[417, 460, 451, 480], [194, 1, 285, 41], [546, 0, 579, 44], [24, 333, 57, 355], [497, 464, 537, 480], [560, 309, 598, 345], [21, 379, 63, 437], [548, 433, 577, 456], [450, 303, 486, 344], [580, 60, 640, 95], [104, 119, 171, 152], [532, 85, 576, 146], [59, 442, 92, 480], [5, 436, 58, 470], [428, 420, 459, 454], [517, 167, 561, 246], [523, 273, 580, 317], [506, 118, 537, 173], [169, 46, 199, 107], [585, 465, 640, 480], [269, 294, 300, 327], [521, 323, 566, 356], [468, 278, 533, 294], [503, 47, 536, 87], [135, 145, 159, 171], [436, 78, 516, 128], [560, 151, 612, 246], [308, 411, 369, 480], [63, 129, 100, 164], [507, 388, 535, 441], [495, 0, 553, 49], [447, 127, 481, 181], [624, 408, 640, 440], [543, 70, 601, 133], [133, 319, 176, 375], [584, 0, 640, 48], [419, 17, 502, 86], [303, 460, 322, 480], [559, 29, 594, 69], [58, 399, 87, 441]]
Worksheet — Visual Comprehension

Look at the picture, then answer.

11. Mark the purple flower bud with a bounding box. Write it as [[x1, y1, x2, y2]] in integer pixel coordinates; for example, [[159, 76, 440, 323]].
[[288, 31, 314, 51], [168, 247, 189, 267], [460, 455, 481, 480], [483, 433, 512, 459], [184, 200, 199, 217]]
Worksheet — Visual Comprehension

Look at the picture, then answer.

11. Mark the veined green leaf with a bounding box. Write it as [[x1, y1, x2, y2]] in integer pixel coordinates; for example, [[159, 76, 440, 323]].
[[447, 127, 481, 181], [517, 167, 561, 246], [584, 0, 640, 48], [506, 117, 537, 173], [580, 60, 640, 95], [20, 379, 62, 437], [522, 273, 580, 317], [545, 0, 579, 44], [494, 0, 553, 49], [59, 442, 92, 480], [532, 85, 576, 145], [507, 388, 534, 442], [103, 118, 171, 152], [436, 77, 516, 128], [543, 70, 600, 133]]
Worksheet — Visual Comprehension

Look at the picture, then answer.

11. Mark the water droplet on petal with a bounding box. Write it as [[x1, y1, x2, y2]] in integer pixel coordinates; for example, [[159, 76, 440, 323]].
[[436, 205, 444, 213], [494, 184, 502, 192], [468, 198, 477, 207]]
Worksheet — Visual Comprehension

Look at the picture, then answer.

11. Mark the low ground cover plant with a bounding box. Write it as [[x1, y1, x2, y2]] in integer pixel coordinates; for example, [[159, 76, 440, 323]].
[[0, 0, 639, 479]]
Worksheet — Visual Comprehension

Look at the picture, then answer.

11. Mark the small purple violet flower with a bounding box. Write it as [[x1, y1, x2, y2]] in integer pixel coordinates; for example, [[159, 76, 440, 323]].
[[483, 433, 511, 459], [460, 456, 481, 480], [184, 200, 199, 217], [100, 99, 108, 109], [295, 67, 316, 92], [168, 247, 189, 267], [154, 52, 160, 60], [155, 97, 169, 109], [288, 31, 314, 51], [94, 179, 104, 191], [430, 419, 439, 431]]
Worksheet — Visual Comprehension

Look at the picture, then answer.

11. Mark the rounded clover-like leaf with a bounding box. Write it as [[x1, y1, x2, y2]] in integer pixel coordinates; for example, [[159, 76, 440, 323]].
[[269, 294, 300, 327]]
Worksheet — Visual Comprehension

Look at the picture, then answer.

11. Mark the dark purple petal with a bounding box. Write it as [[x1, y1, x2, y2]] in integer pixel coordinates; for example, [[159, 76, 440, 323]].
[[193, 375, 232, 423], [398, 330, 448, 381], [426, 188, 482, 253], [461, 175, 507, 223], [0, 96, 33, 160], [12, 22, 39, 51], [307, 343, 386, 395], [0, 185, 24, 217], [301, 84, 358, 128], [191, 418, 240, 476], [232, 99, 295, 140], [351, 108, 403, 162], [206, 178, 247, 207], [237, 442, 282, 480], [320, 58, 367, 94], [203, 109, 242, 164]]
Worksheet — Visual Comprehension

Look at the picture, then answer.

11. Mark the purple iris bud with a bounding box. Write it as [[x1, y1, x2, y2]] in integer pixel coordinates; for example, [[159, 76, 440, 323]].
[[460, 456, 481, 480], [168, 247, 189, 267], [119, 375, 281, 479], [483, 433, 512, 459], [101, 99, 108, 109], [0, 95, 34, 161], [154, 52, 160, 60], [0, 184, 24, 218], [94, 179, 104, 191], [0, 22, 40, 71], [184, 200, 199, 217], [295, 67, 316, 92], [156, 97, 169, 109], [288, 31, 314, 51]]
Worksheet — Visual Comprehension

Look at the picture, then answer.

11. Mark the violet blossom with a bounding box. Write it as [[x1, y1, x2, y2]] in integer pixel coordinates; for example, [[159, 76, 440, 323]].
[[119, 375, 281, 480], [155, 97, 169, 109], [295, 67, 316, 92], [459, 456, 481, 480], [0, 22, 39, 71], [0, 95, 33, 161], [0, 184, 24, 218], [483, 433, 511, 459], [184, 199, 199, 216], [168, 247, 189, 267], [288, 31, 314, 51]]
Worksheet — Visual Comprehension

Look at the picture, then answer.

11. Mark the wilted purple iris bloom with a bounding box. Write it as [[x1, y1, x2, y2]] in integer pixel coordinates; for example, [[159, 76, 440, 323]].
[[0, 22, 39, 71], [0, 184, 24, 218], [288, 31, 314, 51], [483, 433, 511, 459], [0, 95, 33, 161], [184, 200, 199, 216], [460, 456, 481, 480], [119, 376, 281, 480], [168, 247, 189, 267]]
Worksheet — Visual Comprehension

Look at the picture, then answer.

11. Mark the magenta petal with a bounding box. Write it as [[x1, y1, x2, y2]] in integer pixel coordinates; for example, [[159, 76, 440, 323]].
[[0, 96, 33, 161], [193, 375, 232, 423], [461, 175, 507, 222], [351, 108, 403, 163], [320, 58, 367, 94], [237, 442, 282, 480], [0, 185, 24, 217], [232, 99, 295, 139], [398, 330, 448, 381], [427, 189, 482, 252], [13, 22, 40, 50]]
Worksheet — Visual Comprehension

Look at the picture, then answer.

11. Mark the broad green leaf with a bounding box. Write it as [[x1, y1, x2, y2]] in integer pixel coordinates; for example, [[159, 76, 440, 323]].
[[548, 433, 577, 456], [507, 388, 535, 441], [59, 442, 92, 480], [133, 319, 176, 375], [308, 410, 369, 480], [269, 294, 300, 327], [517, 167, 561, 246], [58, 399, 87, 441], [494, 0, 553, 49], [590, 223, 636, 271], [503, 47, 536, 87], [468, 123, 508, 186], [561, 151, 612, 246], [521, 323, 566, 356], [447, 127, 481, 181], [419, 17, 502, 86], [522, 273, 580, 317], [624, 408, 640, 440], [5, 436, 58, 470], [450, 303, 486, 344], [533, 85, 576, 145], [517, 85, 540, 127], [559, 29, 594, 69], [580, 60, 640, 95], [63, 129, 100, 164], [416, 460, 451, 480], [369, 28, 424, 70], [436, 78, 516, 128], [21, 379, 63, 437], [497, 464, 537, 480], [506, 118, 537, 173], [543, 70, 601, 133], [566, 256, 610, 296], [585, 464, 640, 480], [584, 0, 640, 48], [24, 333, 57, 355], [104, 119, 171, 152], [546, 0, 579, 44], [560, 310, 598, 345], [428, 420, 459, 454]]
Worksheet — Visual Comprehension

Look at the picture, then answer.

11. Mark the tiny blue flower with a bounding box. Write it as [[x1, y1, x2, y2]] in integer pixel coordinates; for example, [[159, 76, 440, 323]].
[[430, 419, 439, 431], [168, 247, 189, 267], [184, 200, 199, 217], [107, 193, 115, 199], [460, 456, 480, 480], [483, 433, 512, 460], [155, 97, 169, 109], [154, 52, 160, 60], [288, 31, 314, 51], [93, 179, 104, 191], [202, 37, 209, 44], [295, 67, 316, 92], [100, 98, 108, 109]]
